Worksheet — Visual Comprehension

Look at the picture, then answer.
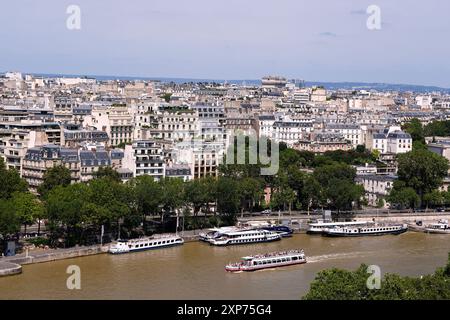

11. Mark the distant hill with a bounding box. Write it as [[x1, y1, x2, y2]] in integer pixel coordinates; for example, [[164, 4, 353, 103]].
[[304, 81, 450, 93], [29, 73, 450, 93]]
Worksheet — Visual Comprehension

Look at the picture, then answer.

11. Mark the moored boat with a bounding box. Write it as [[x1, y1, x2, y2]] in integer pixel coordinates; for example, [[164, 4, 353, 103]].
[[225, 249, 306, 272], [209, 229, 281, 246], [323, 224, 408, 237], [307, 220, 372, 234], [425, 220, 450, 234], [261, 225, 294, 237], [109, 234, 184, 254], [199, 226, 252, 242]]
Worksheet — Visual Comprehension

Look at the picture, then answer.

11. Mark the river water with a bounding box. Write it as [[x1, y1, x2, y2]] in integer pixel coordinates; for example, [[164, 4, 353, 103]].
[[0, 232, 449, 299]]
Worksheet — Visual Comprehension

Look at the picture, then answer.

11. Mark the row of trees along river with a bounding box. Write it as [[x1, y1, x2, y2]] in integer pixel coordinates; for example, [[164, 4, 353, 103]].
[[1, 120, 450, 249]]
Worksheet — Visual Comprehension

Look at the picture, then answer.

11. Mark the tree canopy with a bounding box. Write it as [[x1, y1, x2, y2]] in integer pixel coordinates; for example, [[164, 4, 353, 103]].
[[396, 149, 448, 202], [38, 165, 72, 197], [303, 252, 450, 300]]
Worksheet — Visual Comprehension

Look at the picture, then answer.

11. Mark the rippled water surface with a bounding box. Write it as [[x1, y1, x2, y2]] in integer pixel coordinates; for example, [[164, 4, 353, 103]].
[[0, 232, 449, 299]]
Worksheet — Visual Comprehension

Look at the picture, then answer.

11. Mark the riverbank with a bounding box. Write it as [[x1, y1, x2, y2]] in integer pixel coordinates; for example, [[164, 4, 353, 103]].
[[238, 211, 450, 230], [0, 262, 22, 277], [0, 244, 109, 271], [1, 232, 448, 299], [1, 211, 448, 277]]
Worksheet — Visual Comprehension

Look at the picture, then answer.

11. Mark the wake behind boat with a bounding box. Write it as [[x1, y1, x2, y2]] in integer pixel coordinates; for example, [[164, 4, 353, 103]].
[[109, 234, 184, 254], [225, 249, 306, 272]]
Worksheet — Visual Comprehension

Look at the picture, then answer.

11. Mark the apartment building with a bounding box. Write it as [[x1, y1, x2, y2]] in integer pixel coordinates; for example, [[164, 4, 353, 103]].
[[53, 95, 78, 121], [62, 125, 109, 148], [123, 140, 165, 180], [272, 121, 313, 146], [148, 108, 199, 142], [357, 174, 397, 207], [0, 129, 48, 172], [294, 132, 352, 153], [325, 123, 363, 147], [173, 140, 222, 179], [22, 144, 80, 192], [165, 164, 192, 182], [0, 120, 62, 145], [372, 126, 412, 154], [84, 104, 134, 147], [79, 148, 112, 182]]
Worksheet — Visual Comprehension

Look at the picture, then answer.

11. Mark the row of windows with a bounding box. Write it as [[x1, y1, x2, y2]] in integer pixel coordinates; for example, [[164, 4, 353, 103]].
[[231, 239, 257, 244], [230, 232, 267, 238], [253, 256, 301, 265], [131, 238, 179, 248]]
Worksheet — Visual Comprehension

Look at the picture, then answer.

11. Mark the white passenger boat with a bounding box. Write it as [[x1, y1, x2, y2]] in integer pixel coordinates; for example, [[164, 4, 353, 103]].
[[307, 220, 372, 234], [225, 249, 306, 272], [323, 224, 408, 237], [199, 226, 252, 242], [108, 234, 184, 254], [425, 220, 450, 234], [208, 229, 281, 246]]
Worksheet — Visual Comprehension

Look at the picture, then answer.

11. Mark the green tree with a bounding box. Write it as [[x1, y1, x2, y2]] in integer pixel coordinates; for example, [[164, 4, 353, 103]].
[[161, 93, 172, 103], [326, 179, 365, 212], [46, 183, 90, 246], [184, 177, 216, 217], [313, 163, 356, 187], [424, 120, 450, 137], [376, 198, 385, 209], [0, 158, 28, 199], [303, 265, 370, 300], [303, 252, 450, 300], [11, 192, 44, 235], [94, 167, 121, 182], [160, 178, 185, 221], [130, 176, 163, 234], [301, 175, 325, 214], [0, 199, 20, 239], [88, 178, 135, 238], [271, 186, 296, 215], [423, 190, 444, 209], [313, 163, 363, 212], [403, 118, 425, 143], [238, 177, 263, 215], [216, 177, 240, 224], [396, 149, 448, 204], [387, 187, 420, 210], [38, 165, 72, 197]]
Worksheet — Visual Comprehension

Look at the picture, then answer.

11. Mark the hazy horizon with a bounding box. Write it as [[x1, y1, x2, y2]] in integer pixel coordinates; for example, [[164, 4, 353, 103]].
[[1, 0, 449, 87]]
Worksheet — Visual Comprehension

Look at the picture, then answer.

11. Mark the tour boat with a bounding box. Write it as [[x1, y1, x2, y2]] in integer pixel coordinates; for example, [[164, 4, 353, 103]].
[[307, 220, 372, 234], [261, 225, 294, 237], [208, 229, 281, 246], [323, 224, 408, 237], [199, 226, 252, 242], [108, 234, 184, 254], [425, 220, 450, 234], [225, 249, 306, 272]]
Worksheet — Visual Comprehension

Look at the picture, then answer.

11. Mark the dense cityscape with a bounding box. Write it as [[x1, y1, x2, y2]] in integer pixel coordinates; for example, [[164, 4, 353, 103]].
[[0, 71, 449, 300]]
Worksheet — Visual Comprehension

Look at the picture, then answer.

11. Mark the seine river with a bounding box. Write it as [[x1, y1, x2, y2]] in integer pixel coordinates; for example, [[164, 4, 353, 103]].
[[0, 232, 449, 299]]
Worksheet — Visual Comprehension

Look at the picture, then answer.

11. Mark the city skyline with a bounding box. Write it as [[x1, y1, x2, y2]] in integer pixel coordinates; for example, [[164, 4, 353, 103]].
[[1, 0, 450, 87]]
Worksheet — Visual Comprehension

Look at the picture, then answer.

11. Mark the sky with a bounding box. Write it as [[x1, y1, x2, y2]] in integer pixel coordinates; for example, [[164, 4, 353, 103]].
[[1, 0, 449, 87]]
